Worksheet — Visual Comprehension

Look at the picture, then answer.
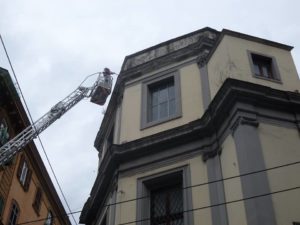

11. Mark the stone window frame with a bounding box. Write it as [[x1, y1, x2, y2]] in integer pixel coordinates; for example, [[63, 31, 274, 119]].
[[141, 70, 182, 130], [136, 166, 193, 225], [247, 50, 282, 83]]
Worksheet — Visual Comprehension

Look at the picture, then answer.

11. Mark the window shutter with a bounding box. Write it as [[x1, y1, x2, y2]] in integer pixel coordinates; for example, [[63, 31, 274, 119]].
[[24, 169, 32, 191], [17, 155, 25, 179]]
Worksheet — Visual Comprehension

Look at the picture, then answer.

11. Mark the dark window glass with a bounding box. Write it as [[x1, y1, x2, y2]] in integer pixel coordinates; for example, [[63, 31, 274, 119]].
[[0, 196, 4, 217], [150, 184, 183, 225], [33, 188, 42, 214], [8, 202, 19, 225], [251, 54, 274, 79], [148, 78, 175, 123]]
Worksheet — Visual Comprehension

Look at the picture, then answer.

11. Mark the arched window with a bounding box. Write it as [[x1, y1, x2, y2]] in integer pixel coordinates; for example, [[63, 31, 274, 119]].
[[8, 200, 19, 225]]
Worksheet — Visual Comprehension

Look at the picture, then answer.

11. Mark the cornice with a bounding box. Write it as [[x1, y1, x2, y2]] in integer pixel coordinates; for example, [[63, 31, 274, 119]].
[[94, 31, 219, 150], [80, 78, 300, 224]]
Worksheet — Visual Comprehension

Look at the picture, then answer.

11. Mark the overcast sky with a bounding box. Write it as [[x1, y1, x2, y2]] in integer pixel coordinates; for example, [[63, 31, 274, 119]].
[[1, 0, 300, 224]]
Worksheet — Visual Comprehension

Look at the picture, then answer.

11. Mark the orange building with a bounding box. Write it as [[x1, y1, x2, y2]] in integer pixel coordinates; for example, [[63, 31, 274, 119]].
[[0, 67, 71, 225]]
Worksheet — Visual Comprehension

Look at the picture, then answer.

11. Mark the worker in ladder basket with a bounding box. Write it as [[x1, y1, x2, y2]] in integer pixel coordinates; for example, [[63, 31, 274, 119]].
[[90, 68, 113, 106]]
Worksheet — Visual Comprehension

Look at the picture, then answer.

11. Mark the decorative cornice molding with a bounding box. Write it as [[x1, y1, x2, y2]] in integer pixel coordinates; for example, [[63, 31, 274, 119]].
[[81, 78, 300, 224], [231, 116, 259, 135], [202, 146, 222, 162], [196, 49, 210, 68]]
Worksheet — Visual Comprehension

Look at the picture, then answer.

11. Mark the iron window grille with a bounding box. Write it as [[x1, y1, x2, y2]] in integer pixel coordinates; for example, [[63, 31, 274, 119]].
[[150, 185, 183, 225]]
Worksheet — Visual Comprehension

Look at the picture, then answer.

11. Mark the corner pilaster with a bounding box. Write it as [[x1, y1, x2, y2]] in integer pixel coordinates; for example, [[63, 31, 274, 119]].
[[231, 116, 277, 225]]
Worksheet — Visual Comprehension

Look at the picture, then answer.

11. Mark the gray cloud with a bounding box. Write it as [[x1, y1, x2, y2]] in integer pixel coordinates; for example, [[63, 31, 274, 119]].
[[1, 0, 300, 223]]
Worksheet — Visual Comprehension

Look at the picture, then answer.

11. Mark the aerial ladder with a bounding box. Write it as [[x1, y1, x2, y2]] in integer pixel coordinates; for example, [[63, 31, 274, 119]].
[[0, 68, 114, 166]]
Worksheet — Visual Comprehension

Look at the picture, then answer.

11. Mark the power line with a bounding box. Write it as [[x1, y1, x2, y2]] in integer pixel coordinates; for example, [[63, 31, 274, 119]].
[[17, 210, 82, 225], [16, 185, 300, 225], [0, 34, 77, 225], [15, 159, 300, 225], [117, 185, 300, 225], [102, 160, 300, 208]]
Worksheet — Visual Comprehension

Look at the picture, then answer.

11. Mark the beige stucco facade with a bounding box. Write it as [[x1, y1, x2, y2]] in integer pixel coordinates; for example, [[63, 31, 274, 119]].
[[208, 35, 300, 100], [115, 155, 212, 225], [113, 121, 300, 225], [120, 60, 204, 143], [1, 154, 64, 225], [117, 33, 300, 145], [259, 124, 300, 224], [81, 28, 300, 225]]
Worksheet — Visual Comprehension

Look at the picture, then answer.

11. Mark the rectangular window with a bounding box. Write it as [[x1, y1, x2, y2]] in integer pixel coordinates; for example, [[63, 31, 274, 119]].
[[137, 167, 193, 225], [19, 161, 28, 185], [141, 71, 182, 129], [150, 183, 183, 225], [248, 51, 281, 81], [17, 155, 32, 191], [32, 188, 42, 214], [148, 78, 175, 123]]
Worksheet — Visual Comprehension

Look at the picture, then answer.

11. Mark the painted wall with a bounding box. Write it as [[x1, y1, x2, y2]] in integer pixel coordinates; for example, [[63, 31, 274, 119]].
[[220, 134, 247, 225], [258, 124, 300, 224], [119, 60, 204, 143], [115, 155, 211, 225], [2, 154, 64, 225], [208, 35, 300, 100]]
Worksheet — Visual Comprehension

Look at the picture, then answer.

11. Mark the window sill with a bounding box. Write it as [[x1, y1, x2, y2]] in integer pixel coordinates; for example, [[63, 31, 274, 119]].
[[252, 74, 282, 84], [141, 114, 181, 130]]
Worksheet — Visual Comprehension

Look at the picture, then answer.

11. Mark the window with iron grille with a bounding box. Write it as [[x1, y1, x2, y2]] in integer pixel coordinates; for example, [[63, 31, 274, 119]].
[[137, 167, 193, 225], [150, 184, 183, 225]]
